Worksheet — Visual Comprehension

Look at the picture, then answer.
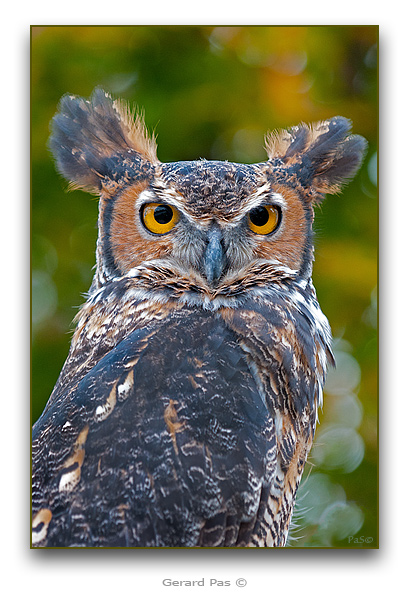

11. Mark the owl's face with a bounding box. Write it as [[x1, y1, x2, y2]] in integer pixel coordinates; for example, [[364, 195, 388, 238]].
[[107, 159, 312, 289], [49, 89, 367, 296]]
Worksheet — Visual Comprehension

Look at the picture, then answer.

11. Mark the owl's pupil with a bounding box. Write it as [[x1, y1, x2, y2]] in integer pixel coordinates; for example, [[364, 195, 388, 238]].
[[249, 206, 269, 227], [154, 205, 173, 225]]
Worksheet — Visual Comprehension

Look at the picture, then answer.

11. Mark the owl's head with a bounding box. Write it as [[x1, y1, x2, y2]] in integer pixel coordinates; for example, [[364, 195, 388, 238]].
[[49, 88, 367, 300]]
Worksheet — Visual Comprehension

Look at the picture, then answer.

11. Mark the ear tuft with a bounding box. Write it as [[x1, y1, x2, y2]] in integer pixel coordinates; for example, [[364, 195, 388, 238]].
[[265, 117, 368, 198], [49, 88, 158, 194]]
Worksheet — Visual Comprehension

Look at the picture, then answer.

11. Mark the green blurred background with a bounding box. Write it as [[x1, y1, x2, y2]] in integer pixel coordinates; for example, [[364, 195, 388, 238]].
[[31, 25, 378, 548]]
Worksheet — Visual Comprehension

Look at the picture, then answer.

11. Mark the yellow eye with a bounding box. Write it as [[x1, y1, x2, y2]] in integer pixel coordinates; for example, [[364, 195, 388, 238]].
[[141, 203, 179, 234], [248, 205, 281, 235]]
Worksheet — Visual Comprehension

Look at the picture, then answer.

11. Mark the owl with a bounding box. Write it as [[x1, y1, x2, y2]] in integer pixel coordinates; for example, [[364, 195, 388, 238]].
[[32, 88, 367, 548]]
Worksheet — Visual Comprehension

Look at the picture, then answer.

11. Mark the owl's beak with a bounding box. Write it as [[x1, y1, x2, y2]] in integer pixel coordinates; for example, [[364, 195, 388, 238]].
[[204, 226, 226, 285]]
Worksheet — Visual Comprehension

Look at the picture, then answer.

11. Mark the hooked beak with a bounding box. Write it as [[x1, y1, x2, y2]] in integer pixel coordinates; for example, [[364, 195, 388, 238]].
[[203, 226, 226, 285]]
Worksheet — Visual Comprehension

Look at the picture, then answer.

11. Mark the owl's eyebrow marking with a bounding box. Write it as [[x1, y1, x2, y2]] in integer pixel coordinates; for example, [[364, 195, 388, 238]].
[[266, 192, 287, 209], [136, 184, 203, 226], [137, 185, 184, 209], [138, 188, 157, 203], [252, 182, 287, 206], [227, 187, 287, 225]]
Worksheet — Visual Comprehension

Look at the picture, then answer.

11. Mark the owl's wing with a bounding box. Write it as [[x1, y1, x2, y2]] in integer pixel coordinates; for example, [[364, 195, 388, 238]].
[[220, 290, 333, 546], [32, 308, 276, 547]]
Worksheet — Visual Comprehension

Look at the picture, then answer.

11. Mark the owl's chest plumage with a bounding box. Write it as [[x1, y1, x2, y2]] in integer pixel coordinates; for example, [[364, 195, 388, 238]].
[[32, 279, 331, 547]]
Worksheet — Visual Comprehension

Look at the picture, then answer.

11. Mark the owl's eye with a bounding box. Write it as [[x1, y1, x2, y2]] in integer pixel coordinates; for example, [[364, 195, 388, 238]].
[[248, 205, 281, 235], [141, 203, 179, 234]]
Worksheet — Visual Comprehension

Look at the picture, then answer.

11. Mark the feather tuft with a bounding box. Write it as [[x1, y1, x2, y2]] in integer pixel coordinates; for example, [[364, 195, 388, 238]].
[[49, 88, 158, 194], [265, 117, 367, 199]]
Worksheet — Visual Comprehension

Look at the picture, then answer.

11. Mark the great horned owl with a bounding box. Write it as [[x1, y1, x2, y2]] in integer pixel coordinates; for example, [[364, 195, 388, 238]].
[[32, 88, 367, 547]]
